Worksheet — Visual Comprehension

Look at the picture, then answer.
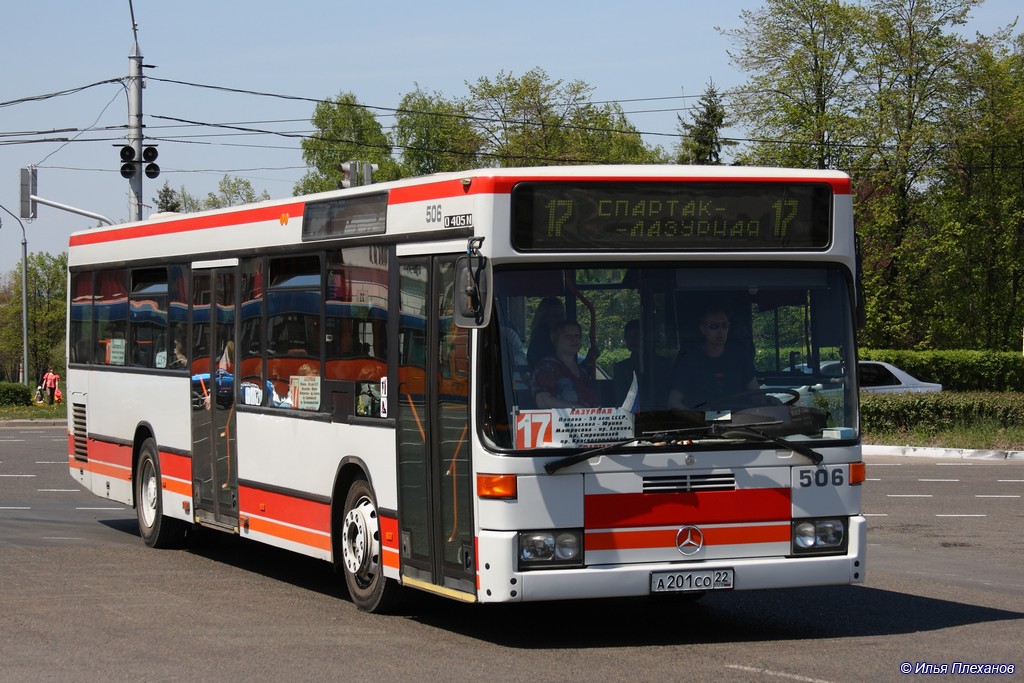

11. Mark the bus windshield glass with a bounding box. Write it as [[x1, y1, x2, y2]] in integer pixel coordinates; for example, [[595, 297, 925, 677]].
[[482, 264, 858, 451]]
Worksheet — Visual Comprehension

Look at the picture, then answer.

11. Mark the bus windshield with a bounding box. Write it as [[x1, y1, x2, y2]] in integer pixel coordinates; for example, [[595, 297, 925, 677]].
[[482, 264, 858, 451]]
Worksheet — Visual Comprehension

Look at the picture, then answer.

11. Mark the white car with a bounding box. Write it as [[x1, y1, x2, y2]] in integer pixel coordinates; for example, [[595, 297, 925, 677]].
[[855, 360, 942, 394], [779, 360, 942, 395]]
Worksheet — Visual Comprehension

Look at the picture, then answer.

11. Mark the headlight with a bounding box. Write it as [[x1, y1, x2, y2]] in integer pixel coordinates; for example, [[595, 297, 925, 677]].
[[517, 529, 583, 570], [792, 518, 847, 555]]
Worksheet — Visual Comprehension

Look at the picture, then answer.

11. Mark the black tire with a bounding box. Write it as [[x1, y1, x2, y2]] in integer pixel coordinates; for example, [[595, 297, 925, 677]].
[[339, 477, 401, 613], [135, 437, 188, 548]]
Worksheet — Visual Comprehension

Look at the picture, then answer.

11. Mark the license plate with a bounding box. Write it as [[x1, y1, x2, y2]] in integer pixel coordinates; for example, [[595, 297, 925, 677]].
[[650, 568, 734, 593]]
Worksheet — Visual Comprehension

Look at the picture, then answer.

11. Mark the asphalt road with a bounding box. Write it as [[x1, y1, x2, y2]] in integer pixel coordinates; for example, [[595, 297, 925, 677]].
[[1, 425, 1021, 682]]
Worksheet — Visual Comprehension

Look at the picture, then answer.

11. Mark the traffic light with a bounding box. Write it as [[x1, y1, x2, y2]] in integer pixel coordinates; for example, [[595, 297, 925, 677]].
[[338, 160, 380, 188], [20, 167, 37, 219], [339, 161, 354, 188], [119, 145, 160, 179]]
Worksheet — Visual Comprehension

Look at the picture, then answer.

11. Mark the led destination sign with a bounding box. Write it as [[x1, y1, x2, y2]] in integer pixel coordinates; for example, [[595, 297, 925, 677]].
[[511, 182, 832, 251]]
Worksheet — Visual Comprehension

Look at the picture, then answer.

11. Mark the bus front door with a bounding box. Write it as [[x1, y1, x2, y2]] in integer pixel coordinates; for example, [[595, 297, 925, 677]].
[[397, 257, 475, 598], [190, 266, 239, 529]]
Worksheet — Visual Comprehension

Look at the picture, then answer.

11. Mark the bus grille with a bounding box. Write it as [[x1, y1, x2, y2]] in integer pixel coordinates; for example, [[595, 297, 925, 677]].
[[72, 403, 88, 461], [643, 473, 736, 493]]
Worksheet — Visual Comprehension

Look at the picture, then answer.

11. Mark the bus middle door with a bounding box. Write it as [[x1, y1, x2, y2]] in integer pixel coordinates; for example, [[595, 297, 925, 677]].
[[397, 256, 475, 599], [190, 263, 239, 530]]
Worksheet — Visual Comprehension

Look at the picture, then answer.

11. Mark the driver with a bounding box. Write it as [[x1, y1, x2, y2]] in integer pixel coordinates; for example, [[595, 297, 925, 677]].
[[667, 305, 759, 411]]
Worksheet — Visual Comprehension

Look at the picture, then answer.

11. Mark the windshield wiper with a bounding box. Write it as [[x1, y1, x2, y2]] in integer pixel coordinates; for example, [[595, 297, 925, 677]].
[[543, 420, 823, 474], [717, 424, 824, 465], [544, 436, 646, 474]]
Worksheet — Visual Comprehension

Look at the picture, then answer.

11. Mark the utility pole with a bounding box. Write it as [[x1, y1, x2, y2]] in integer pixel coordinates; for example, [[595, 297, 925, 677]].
[[119, 6, 158, 221], [126, 22, 144, 221], [0, 204, 30, 387]]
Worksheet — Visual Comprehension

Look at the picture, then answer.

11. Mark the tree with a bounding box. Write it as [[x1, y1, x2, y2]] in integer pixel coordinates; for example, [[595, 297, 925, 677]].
[[394, 86, 483, 176], [854, 0, 981, 348], [919, 28, 1024, 349], [294, 91, 400, 195], [465, 68, 664, 165], [675, 81, 734, 164], [0, 252, 67, 384], [153, 177, 265, 214], [202, 175, 270, 210], [720, 0, 865, 169]]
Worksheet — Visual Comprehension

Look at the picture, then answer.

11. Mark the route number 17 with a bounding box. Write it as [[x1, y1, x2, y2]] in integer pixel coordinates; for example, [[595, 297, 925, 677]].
[[516, 412, 553, 449]]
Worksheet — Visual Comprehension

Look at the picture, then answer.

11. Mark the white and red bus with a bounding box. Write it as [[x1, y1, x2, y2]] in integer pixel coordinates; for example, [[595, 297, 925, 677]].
[[67, 165, 866, 611]]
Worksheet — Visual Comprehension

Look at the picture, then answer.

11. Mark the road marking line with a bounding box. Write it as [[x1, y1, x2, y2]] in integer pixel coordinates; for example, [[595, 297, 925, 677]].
[[725, 665, 834, 683], [936, 462, 974, 466], [997, 479, 1024, 482], [0, 506, 30, 510], [36, 461, 67, 464], [868, 463, 903, 466], [863, 513, 888, 517], [918, 478, 959, 482], [38, 489, 80, 492], [866, 478, 882, 481], [43, 537, 85, 541], [887, 494, 932, 497], [0, 439, 26, 442], [75, 507, 126, 511], [0, 474, 35, 477], [975, 494, 1020, 498], [936, 514, 986, 517]]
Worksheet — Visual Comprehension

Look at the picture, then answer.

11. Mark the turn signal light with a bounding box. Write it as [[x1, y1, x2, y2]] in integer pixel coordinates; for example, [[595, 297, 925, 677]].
[[477, 474, 517, 499]]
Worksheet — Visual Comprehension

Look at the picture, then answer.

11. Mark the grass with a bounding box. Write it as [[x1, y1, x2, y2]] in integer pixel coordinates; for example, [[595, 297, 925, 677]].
[[0, 401, 66, 422], [862, 422, 1024, 451]]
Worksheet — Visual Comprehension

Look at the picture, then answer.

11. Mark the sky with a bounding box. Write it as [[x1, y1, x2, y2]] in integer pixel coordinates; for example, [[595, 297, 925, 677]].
[[1, 0, 1020, 274]]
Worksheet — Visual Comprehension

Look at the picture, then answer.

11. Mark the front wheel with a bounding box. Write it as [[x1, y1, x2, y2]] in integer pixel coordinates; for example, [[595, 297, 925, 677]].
[[135, 437, 187, 548], [339, 477, 401, 613]]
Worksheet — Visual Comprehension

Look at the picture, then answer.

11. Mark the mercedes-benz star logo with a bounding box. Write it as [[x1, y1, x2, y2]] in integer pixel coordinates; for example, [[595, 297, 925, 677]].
[[675, 525, 704, 556]]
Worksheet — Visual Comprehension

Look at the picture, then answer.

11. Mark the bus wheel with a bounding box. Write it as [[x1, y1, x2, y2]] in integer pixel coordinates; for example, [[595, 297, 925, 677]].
[[340, 478, 400, 613], [135, 437, 186, 548]]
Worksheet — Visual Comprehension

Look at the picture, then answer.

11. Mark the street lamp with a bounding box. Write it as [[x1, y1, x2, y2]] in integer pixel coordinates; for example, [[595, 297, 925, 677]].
[[0, 203, 30, 387]]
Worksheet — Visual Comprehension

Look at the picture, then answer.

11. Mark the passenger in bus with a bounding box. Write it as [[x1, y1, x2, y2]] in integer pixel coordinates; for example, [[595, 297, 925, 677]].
[[170, 340, 187, 369], [526, 296, 565, 369], [613, 319, 641, 402], [533, 320, 597, 409], [667, 306, 758, 411]]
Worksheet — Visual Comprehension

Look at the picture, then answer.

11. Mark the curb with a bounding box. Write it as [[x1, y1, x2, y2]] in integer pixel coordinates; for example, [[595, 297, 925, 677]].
[[864, 444, 1024, 461], [0, 420, 67, 428]]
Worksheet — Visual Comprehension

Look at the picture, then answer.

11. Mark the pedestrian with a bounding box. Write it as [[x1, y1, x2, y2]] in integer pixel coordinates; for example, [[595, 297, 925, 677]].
[[43, 366, 60, 406]]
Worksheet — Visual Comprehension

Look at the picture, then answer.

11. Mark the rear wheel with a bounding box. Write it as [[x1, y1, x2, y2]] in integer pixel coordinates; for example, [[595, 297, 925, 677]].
[[339, 477, 401, 613], [136, 437, 187, 548]]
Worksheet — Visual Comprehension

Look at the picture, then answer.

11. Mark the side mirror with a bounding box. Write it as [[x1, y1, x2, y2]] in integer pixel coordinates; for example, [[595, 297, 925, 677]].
[[453, 249, 492, 329]]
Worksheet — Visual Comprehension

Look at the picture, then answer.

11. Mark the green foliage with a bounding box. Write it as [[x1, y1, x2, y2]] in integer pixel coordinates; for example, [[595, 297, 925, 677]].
[[0, 382, 32, 407], [0, 252, 66, 383], [861, 391, 1024, 434], [294, 91, 402, 195], [675, 81, 733, 165], [394, 86, 483, 176]]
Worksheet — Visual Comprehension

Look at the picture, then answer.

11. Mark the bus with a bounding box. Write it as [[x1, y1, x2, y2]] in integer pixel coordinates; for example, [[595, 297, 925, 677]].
[[67, 165, 866, 612]]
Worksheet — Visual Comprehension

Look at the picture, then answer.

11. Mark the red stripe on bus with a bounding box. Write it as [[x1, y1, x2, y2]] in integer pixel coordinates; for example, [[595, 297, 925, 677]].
[[380, 515, 400, 569], [68, 202, 306, 247], [585, 488, 791, 529], [238, 485, 331, 534], [387, 174, 851, 204], [88, 439, 133, 468], [159, 451, 191, 481], [387, 177, 504, 204], [586, 523, 791, 551], [246, 515, 332, 552], [75, 457, 131, 482]]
